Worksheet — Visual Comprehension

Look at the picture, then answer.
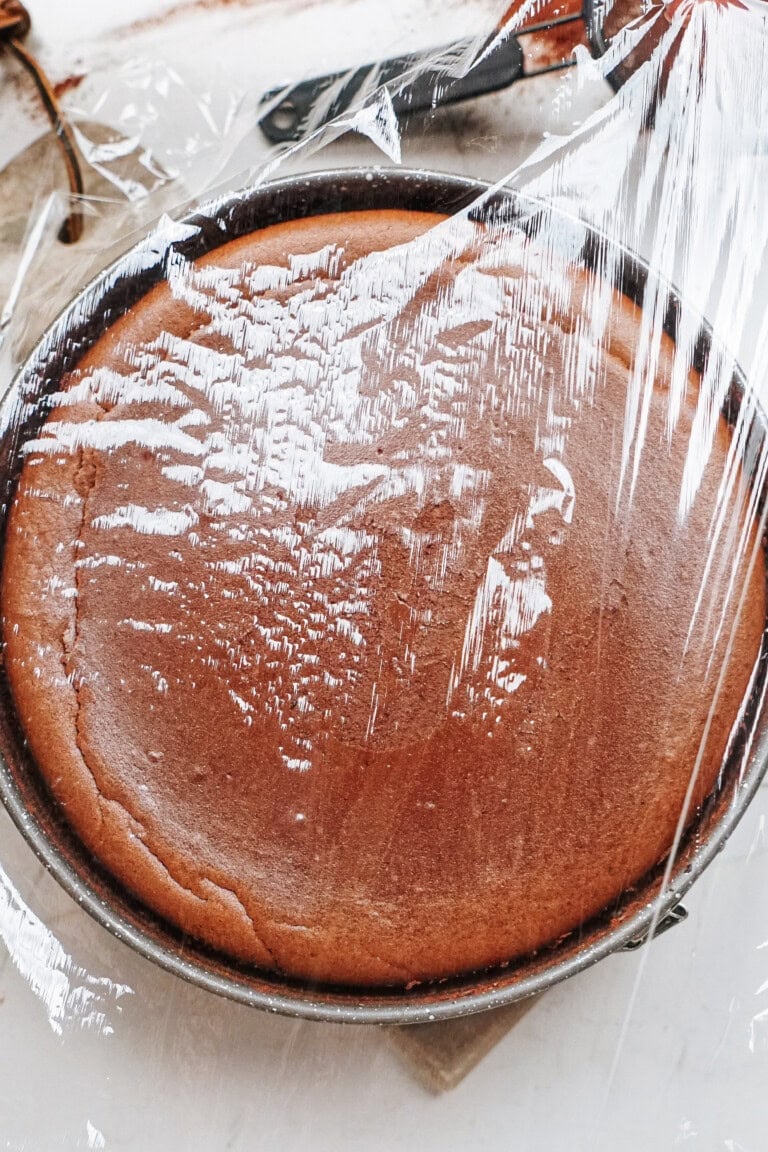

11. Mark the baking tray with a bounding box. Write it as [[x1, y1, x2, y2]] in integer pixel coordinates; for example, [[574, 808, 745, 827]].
[[0, 167, 766, 1023]]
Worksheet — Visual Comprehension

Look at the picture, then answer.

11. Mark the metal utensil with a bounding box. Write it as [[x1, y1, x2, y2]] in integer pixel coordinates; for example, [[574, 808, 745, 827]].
[[258, 1, 605, 144]]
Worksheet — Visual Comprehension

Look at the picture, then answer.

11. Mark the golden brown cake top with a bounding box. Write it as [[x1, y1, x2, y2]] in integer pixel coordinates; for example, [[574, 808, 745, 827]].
[[2, 208, 764, 985]]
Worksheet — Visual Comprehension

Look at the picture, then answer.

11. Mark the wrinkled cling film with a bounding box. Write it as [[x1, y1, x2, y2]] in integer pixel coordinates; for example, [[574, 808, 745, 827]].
[[0, 858, 131, 1036], [1, 0, 768, 1148]]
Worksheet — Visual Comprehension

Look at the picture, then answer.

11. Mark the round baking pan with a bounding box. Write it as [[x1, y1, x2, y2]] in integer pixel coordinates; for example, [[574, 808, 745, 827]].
[[0, 168, 766, 1024]]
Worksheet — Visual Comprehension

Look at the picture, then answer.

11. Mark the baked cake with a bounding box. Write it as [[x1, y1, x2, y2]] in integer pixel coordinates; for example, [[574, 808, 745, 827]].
[[1, 207, 764, 985]]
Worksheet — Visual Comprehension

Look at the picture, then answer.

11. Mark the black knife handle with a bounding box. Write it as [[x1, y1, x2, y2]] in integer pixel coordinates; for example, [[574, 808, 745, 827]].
[[259, 35, 525, 144]]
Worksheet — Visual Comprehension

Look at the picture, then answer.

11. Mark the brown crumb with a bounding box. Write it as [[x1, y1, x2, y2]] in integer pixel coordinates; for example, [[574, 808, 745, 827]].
[[53, 73, 85, 99]]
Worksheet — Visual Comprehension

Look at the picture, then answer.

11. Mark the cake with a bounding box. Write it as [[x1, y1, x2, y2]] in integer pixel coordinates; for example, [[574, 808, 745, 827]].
[[1, 206, 764, 986]]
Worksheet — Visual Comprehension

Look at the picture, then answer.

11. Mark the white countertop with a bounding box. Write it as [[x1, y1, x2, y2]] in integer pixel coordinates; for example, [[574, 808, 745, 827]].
[[1, 3, 768, 1149]]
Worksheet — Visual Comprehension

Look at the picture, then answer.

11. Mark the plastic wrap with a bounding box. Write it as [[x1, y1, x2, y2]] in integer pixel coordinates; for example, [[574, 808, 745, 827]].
[[1, 0, 768, 1146]]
